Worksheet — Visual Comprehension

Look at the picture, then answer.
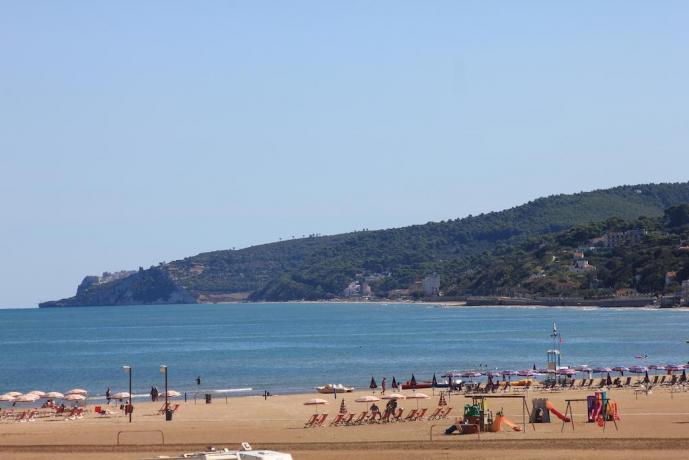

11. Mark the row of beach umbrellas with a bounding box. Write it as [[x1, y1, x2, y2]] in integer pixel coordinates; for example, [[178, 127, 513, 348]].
[[0, 388, 182, 404], [0, 388, 88, 403]]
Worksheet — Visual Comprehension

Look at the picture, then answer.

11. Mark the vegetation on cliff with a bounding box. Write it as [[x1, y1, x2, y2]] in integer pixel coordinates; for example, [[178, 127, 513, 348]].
[[39, 182, 689, 306]]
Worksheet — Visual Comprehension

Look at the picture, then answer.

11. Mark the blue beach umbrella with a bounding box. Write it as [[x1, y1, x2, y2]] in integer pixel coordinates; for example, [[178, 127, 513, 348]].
[[369, 377, 377, 393]]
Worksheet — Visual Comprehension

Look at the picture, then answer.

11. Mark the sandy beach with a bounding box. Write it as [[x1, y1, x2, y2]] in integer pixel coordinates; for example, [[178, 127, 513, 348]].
[[3, 384, 689, 459]]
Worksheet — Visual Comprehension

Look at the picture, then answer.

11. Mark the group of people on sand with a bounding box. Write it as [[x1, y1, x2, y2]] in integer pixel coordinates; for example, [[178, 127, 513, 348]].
[[368, 397, 398, 420], [103, 385, 160, 405]]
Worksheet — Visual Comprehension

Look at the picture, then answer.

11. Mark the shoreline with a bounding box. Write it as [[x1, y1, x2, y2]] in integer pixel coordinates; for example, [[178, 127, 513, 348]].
[[18, 298, 689, 310]]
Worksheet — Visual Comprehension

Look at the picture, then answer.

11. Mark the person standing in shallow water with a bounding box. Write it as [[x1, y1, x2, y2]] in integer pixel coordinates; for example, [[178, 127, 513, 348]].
[[105, 387, 112, 405], [381, 377, 386, 395]]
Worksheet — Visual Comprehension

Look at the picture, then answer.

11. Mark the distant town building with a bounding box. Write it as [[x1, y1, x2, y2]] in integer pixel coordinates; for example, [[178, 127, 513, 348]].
[[665, 271, 678, 286], [573, 251, 585, 260], [682, 280, 689, 307], [343, 282, 361, 297], [615, 288, 639, 298], [602, 229, 647, 248], [422, 273, 441, 296], [570, 259, 595, 273], [361, 281, 372, 297]]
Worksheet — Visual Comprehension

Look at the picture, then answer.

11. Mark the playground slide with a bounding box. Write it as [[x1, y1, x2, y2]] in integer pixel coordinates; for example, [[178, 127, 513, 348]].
[[545, 401, 571, 422], [495, 415, 522, 431]]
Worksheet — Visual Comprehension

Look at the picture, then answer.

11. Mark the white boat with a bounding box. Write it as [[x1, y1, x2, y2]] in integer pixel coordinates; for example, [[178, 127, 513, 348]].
[[315, 383, 354, 394], [142, 443, 293, 460]]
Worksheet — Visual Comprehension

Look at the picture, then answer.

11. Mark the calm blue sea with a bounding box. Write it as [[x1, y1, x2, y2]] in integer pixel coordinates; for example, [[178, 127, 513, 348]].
[[1, 303, 688, 398]]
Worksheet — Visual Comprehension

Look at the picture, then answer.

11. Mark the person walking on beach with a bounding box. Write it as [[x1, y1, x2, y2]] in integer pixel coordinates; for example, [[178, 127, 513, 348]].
[[151, 386, 159, 402], [381, 377, 387, 395], [105, 387, 112, 405]]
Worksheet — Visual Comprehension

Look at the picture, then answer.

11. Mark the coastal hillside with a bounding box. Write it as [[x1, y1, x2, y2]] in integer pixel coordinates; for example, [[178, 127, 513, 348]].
[[40, 182, 689, 307], [450, 204, 689, 299]]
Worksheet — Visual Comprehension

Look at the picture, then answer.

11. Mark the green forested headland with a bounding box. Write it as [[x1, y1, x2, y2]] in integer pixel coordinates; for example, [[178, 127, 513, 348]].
[[39, 182, 689, 307]]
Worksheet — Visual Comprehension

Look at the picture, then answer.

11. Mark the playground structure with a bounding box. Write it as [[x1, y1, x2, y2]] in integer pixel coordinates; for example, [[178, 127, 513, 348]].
[[529, 392, 619, 432], [444, 394, 535, 435]]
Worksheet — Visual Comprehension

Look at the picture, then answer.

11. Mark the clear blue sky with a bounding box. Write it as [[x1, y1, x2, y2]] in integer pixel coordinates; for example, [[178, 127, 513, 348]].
[[1, 1, 688, 307]]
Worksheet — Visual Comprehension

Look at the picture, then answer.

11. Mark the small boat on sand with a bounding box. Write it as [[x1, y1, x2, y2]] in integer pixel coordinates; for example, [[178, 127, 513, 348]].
[[316, 383, 354, 394], [141, 443, 293, 460], [400, 380, 433, 390]]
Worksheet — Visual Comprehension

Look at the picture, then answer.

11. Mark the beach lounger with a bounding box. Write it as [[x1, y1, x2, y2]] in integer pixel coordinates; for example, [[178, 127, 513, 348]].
[[659, 376, 667, 385], [341, 413, 355, 425], [390, 408, 403, 422], [380, 410, 394, 423], [312, 413, 328, 427], [440, 407, 453, 419], [66, 407, 84, 421], [304, 414, 319, 428], [622, 377, 632, 387], [349, 411, 368, 425], [350, 411, 368, 425], [652, 375, 660, 385], [329, 414, 345, 426], [403, 409, 418, 422], [667, 375, 679, 386], [427, 407, 443, 420], [585, 379, 594, 388], [413, 408, 428, 421]]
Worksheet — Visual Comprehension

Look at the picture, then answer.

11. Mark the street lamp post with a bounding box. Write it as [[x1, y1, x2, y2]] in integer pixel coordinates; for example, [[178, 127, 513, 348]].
[[160, 364, 168, 420], [122, 365, 132, 423]]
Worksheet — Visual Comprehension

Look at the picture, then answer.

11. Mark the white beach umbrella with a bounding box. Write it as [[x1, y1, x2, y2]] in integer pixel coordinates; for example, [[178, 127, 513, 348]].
[[381, 393, 406, 400], [5, 391, 22, 397], [354, 396, 380, 403], [63, 393, 86, 401], [159, 390, 181, 398], [111, 392, 130, 400], [304, 398, 328, 414], [45, 392, 64, 399], [0, 394, 17, 402], [28, 390, 46, 397], [14, 394, 40, 403], [66, 388, 88, 396], [406, 392, 430, 409], [354, 395, 380, 410]]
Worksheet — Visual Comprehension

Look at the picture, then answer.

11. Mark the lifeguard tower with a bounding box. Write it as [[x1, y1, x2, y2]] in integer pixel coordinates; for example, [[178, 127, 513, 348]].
[[546, 322, 562, 381]]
